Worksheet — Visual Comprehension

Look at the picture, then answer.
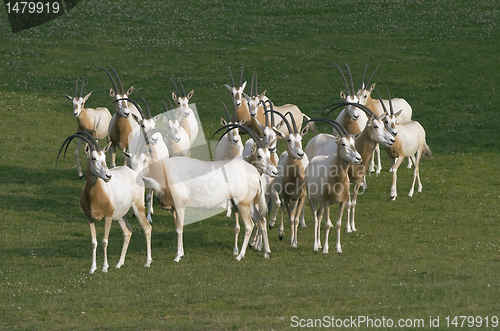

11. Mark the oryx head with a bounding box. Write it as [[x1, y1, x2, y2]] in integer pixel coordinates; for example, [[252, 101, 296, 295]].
[[219, 101, 245, 145], [375, 90, 401, 139], [331, 63, 362, 121], [263, 101, 308, 160], [65, 78, 93, 117], [171, 78, 194, 117], [356, 63, 381, 107], [225, 66, 247, 108], [56, 131, 112, 181], [103, 66, 135, 118], [243, 72, 267, 118]]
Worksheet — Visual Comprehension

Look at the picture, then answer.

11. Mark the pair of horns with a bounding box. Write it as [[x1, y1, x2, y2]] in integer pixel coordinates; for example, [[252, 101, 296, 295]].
[[331, 63, 355, 97], [220, 101, 238, 123], [261, 100, 298, 134], [325, 101, 378, 120], [359, 62, 382, 90], [250, 71, 258, 96], [102, 66, 125, 94], [56, 131, 100, 168], [375, 90, 394, 116], [306, 118, 349, 138], [171, 78, 187, 97], [73, 78, 85, 98], [212, 119, 266, 150], [227, 66, 244, 88]]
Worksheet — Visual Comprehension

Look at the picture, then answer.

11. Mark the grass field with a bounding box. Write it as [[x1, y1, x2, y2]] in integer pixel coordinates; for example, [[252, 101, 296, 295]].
[[1, 0, 500, 329]]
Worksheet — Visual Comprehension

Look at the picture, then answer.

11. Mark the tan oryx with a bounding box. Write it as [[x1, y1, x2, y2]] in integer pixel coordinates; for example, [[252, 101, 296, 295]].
[[56, 132, 152, 274], [268, 108, 309, 247], [383, 97, 432, 200], [170, 78, 198, 146], [65, 78, 112, 178], [356, 63, 413, 173], [304, 119, 362, 254], [103, 66, 142, 168]]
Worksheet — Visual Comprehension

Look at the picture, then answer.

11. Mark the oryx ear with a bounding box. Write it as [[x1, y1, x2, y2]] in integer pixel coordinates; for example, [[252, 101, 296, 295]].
[[65, 94, 73, 101], [122, 150, 132, 158], [369, 83, 376, 92], [367, 115, 375, 126], [109, 89, 116, 98], [239, 118, 246, 125], [187, 90, 194, 99], [243, 92, 250, 100], [275, 119, 285, 130], [221, 118, 228, 126], [340, 91, 347, 100], [225, 84, 233, 91], [85, 143, 92, 157], [353, 132, 363, 140], [251, 143, 258, 154], [171, 92, 178, 101], [127, 86, 134, 96], [255, 118, 265, 131], [273, 127, 285, 139], [300, 125, 309, 137], [83, 91, 93, 102], [395, 109, 403, 118], [259, 90, 267, 97], [241, 81, 247, 90], [141, 176, 162, 194], [132, 113, 141, 124], [335, 135, 342, 143], [103, 141, 113, 154]]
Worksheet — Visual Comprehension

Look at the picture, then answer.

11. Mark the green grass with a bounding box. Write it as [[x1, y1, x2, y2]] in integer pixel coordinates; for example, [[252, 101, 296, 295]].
[[1, 0, 500, 329]]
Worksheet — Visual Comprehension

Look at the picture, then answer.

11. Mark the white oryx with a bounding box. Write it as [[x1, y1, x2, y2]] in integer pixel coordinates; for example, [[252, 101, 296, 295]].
[[171, 78, 198, 146], [306, 102, 396, 233], [268, 109, 309, 247], [356, 63, 413, 173], [383, 98, 432, 200], [162, 100, 191, 158], [56, 132, 152, 274], [215, 101, 245, 161], [305, 119, 362, 254], [103, 66, 142, 168], [65, 78, 112, 178], [140, 150, 278, 262]]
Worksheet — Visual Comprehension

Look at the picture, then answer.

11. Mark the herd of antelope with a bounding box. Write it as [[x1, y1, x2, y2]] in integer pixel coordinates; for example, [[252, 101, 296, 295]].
[[57, 64, 432, 273]]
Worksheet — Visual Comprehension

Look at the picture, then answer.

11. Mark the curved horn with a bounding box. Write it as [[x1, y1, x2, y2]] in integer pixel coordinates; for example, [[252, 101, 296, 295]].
[[227, 67, 235, 87], [239, 66, 244, 88], [179, 79, 186, 97], [170, 78, 181, 97], [56, 131, 100, 168], [386, 89, 394, 116], [365, 62, 382, 88], [374, 91, 390, 116], [250, 72, 255, 96], [220, 101, 231, 122], [325, 101, 377, 119], [284, 111, 298, 133], [345, 63, 355, 97], [80, 78, 85, 98], [255, 72, 258, 95], [263, 105, 293, 134], [74, 79, 78, 98], [102, 68, 119, 93], [213, 123, 265, 149], [109, 66, 125, 94], [331, 63, 350, 96], [305, 118, 348, 137], [359, 64, 368, 90], [137, 97, 152, 119]]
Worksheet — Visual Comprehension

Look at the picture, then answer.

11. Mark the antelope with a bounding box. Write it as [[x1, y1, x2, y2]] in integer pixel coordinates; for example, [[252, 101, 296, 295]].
[[215, 102, 245, 161], [268, 108, 309, 247], [65, 78, 112, 178], [356, 63, 413, 173], [162, 100, 191, 158], [140, 149, 278, 262], [307, 102, 396, 233], [305, 119, 362, 254], [383, 98, 432, 200], [103, 66, 142, 168], [56, 132, 152, 274], [242, 71, 269, 135], [171, 78, 199, 146]]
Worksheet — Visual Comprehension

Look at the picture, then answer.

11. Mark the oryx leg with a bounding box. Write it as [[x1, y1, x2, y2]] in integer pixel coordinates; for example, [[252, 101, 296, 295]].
[[173, 209, 185, 262], [268, 189, 281, 229], [235, 203, 254, 261], [130, 204, 153, 268], [109, 145, 117, 168], [322, 203, 332, 254], [233, 211, 240, 255], [310, 199, 321, 251], [335, 201, 346, 253], [298, 196, 306, 228], [146, 189, 154, 223], [74, 138, 84, 178], [390, 156, 405, 200], [114, 216, 133, 270], [347, 183, 362, 233], [375, 143, 382, 175], [409, 147, 423, 197], [88, 221, 98, 274]]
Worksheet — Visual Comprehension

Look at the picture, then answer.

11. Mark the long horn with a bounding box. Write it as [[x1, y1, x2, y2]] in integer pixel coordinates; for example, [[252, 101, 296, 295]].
[[250, 72, 255, 96], [365, 62, 382, 88], [74, 79, 78, 98], [263, 105, 293, 134], [220, 101, 231, 122], [386, 89, 394, 116], [102, 68, 119, 93], [304, 118, 348, 137], [284, 111, 298, 133], [80, 78, 85, 98], [325, 101, 377, 119], [345, 63, 355, 97], [213, 123, 264, 149], [56, 131, 99, 168], [239, 66, 244, 88], [331, 63, 350, 96], [227, 67, 235, 87], [109, 66, 125, 94], [375, 91, 390, 116], [255, 72, 258, 95], [359, 64, 368, 90], [137, 97, 152, 119], [170, 78, 181, 97], [179, 79, 186, 97]]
